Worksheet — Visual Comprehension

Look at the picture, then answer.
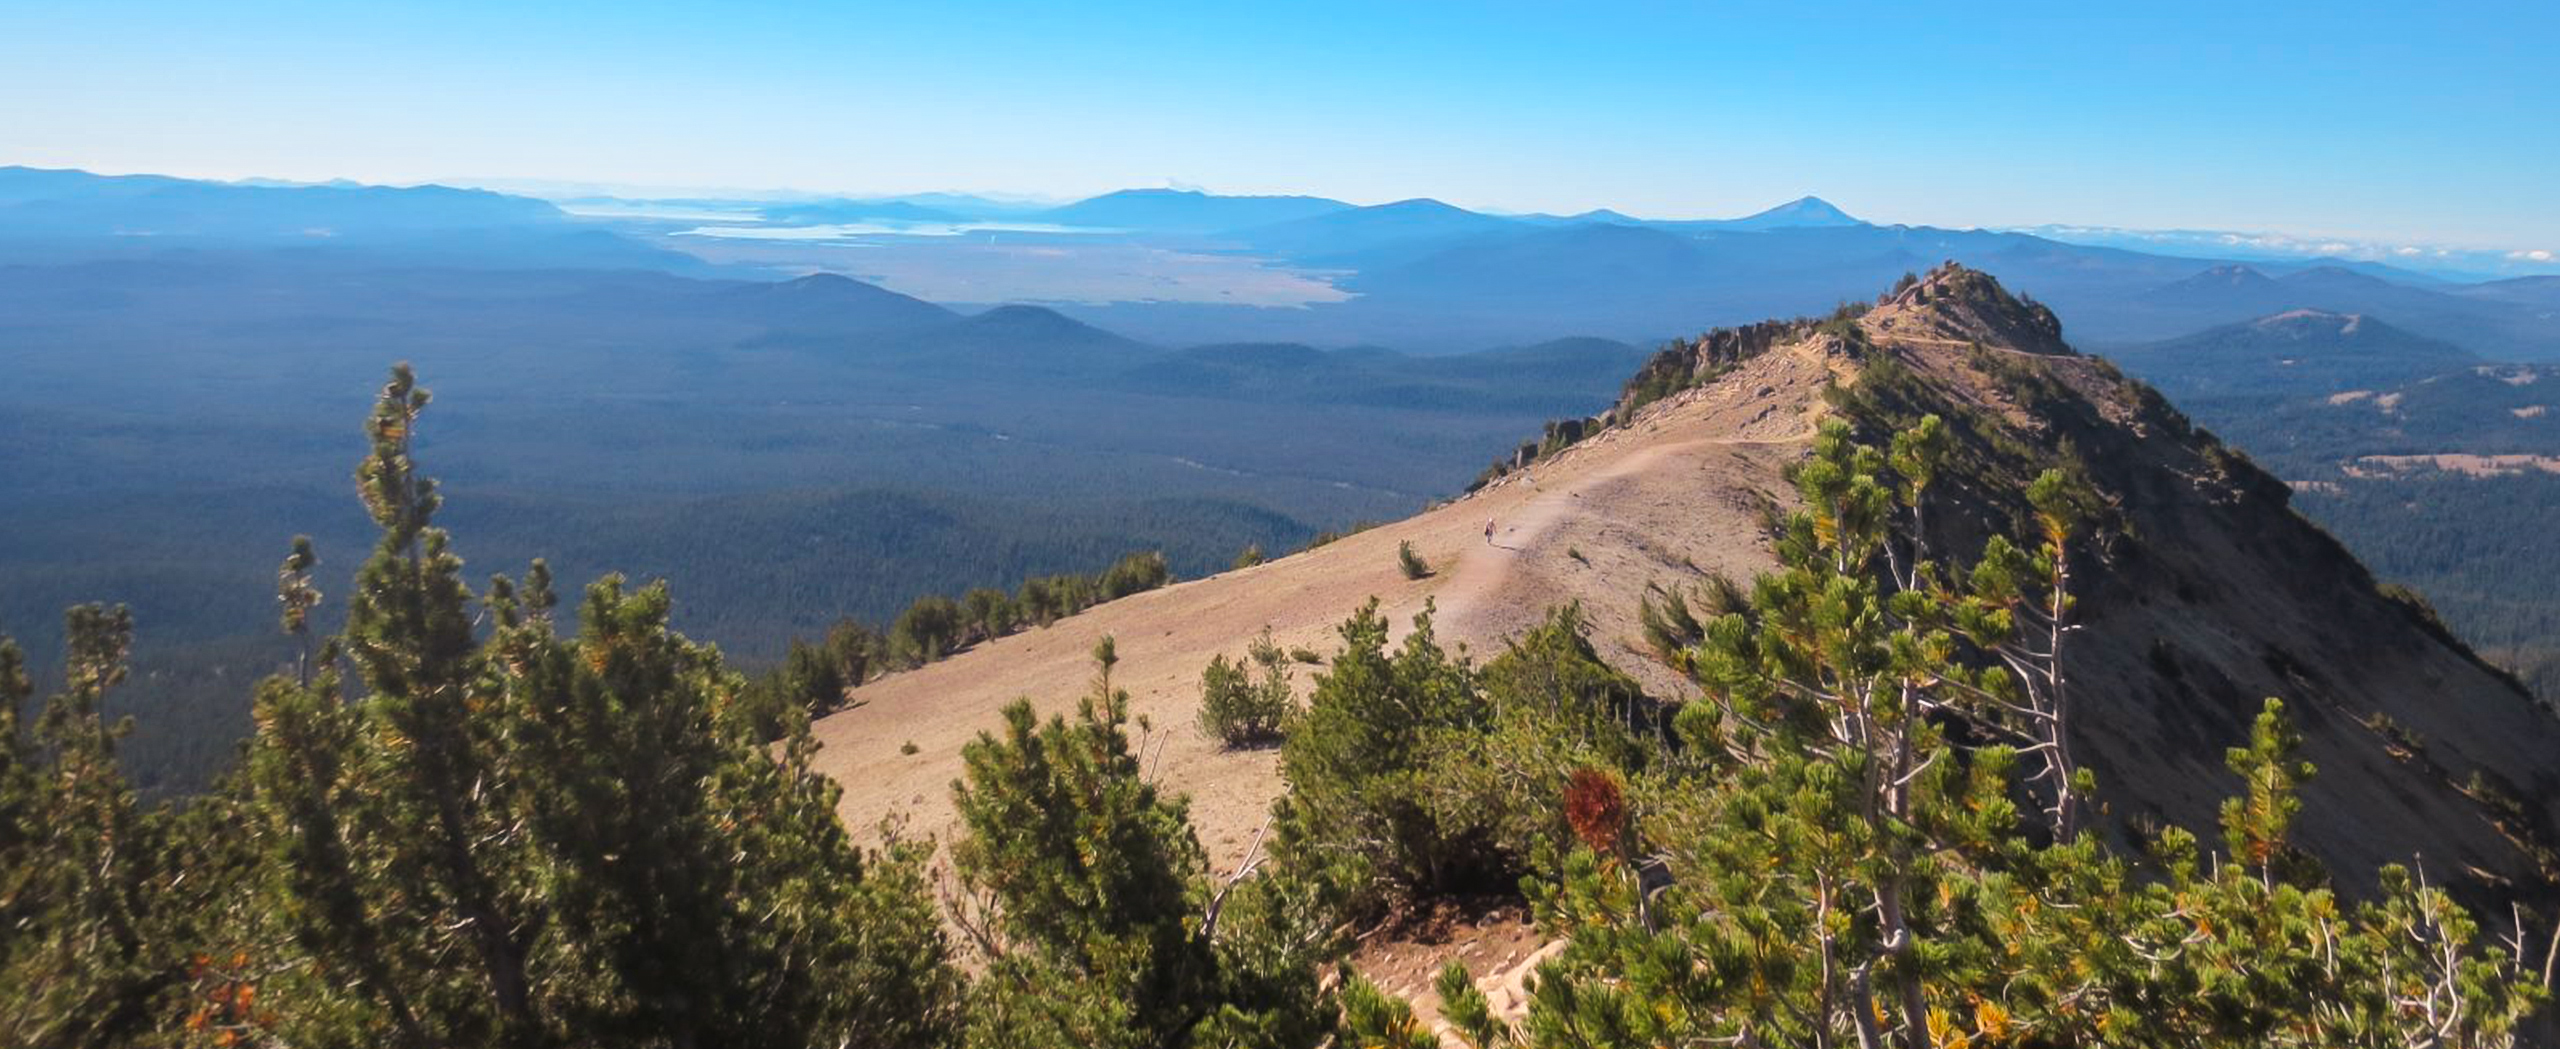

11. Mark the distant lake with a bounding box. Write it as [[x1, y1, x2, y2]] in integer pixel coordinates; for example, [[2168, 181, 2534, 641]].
[[671, 220, 1117, 241], [559, 202, 770, 223]]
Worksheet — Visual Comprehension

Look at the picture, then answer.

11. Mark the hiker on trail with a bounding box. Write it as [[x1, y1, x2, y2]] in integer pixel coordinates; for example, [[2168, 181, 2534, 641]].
[[1485, 519, 1496, 545]]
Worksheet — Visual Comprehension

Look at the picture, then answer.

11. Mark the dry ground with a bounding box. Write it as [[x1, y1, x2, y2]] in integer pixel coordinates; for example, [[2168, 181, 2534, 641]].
[[800, 336, 1830, 1037], [809, 337, 1838, 871]]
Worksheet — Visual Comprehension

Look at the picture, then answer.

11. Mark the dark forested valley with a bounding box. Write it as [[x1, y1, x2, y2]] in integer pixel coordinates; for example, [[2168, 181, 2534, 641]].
[[0, 252, 1643, 788]]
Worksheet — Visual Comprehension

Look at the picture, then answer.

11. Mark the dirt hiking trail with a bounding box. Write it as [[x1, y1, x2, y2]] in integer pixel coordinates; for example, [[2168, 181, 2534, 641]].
[[807, 336, 1838, 871]]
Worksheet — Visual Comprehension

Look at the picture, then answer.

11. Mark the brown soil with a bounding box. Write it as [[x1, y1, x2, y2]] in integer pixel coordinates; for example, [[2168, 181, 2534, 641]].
[[1345, 896, 1554, 1036]]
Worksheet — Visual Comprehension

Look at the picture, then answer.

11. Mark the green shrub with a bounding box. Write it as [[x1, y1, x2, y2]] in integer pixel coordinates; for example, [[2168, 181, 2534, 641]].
[[1420, 605, 1654, 870], [1273, 601, 1492, 912], [1196, 631, 1296, 748], [1396, 541, 1431, 580], [1098, 550, 1171, 601], [951, 639, 1338, 1049], [891, 593, 966, 666], [961, 587, 1016, 643]]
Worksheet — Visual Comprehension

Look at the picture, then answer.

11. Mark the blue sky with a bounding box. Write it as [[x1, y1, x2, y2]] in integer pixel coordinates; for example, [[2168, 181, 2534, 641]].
[[3, 0, 2553, 251]]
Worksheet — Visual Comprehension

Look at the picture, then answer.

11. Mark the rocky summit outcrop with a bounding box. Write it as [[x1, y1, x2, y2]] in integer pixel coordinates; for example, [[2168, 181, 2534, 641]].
[[1848, 264, 2557, 912]]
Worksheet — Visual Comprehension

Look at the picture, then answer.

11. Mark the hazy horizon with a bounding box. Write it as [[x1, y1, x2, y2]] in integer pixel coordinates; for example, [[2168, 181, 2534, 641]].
[[17, 158, 2553, 277], [6, 0, 2555, 256]]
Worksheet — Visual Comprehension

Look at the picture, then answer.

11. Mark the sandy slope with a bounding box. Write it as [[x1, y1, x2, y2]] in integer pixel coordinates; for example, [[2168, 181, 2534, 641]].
[[809, 337, 1839, 869]]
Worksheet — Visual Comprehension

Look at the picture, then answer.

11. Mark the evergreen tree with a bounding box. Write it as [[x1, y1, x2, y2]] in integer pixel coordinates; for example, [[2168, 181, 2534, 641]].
[[1, 616, 276, 1049], [961, 587, 1015, 644], [1, 607, 187, 1048], [0, 636, 39, 992], [492, 573, 959, 1048], [246, 665, 432, 1048], [1098, 551, 1172, 601], [277, 536, 321, 686], [1336, 418, 2551, 1049], [953, 637, 1215, 1048], [892, 593, 965, 666], [1016, 577, 1063, 626], [821, 616, 882, 689], [338, 364, 542, 1045], [2221, 697, 2320, 889], [953, 638, 1335, 1049], [1272, 599, 1490, 911], [237, 365, 963, 1048], [777, 635, 850, 717]]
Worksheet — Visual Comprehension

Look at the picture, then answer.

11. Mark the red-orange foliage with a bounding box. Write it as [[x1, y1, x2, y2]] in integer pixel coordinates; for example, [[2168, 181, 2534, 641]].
[[1564, 767, 1625, 857]]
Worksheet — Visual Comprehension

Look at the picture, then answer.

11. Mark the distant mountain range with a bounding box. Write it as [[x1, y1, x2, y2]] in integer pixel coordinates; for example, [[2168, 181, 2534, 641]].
[[2109, 308, 2480, 397], [2098, 262, 2558, 359], [2013, 222, 2559, 281], [0, 165, 717, 273], [8, 167, 2560, 362], [0, 165, 563, 237], [2455, 274, 2560, 309]]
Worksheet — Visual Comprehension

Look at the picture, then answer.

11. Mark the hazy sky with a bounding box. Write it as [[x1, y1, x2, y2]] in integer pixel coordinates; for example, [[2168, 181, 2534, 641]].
[[5, 0, 2553, 250]]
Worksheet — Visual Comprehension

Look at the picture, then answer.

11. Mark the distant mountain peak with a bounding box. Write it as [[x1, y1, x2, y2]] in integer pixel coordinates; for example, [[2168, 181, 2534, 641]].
[[1372, 198, 1473, 215], [911, 303, 1151, 367], [960, 303, 1131, 343], [970, 302, 1079, 325], [1729, 195, 1861, 229], [713, 271, 956, 331], [733, 271, 908, 302], [1776, 194, 1847, 214], [2196, 263, 2276, 284], [2141, 264, 2282, 304], [2280, 264, 2398, 289], [1083, 187, 1211, 202], [776, 271, 864, 291], [2253, 307, 2367, 335], [1871, 261, 2068, 354]]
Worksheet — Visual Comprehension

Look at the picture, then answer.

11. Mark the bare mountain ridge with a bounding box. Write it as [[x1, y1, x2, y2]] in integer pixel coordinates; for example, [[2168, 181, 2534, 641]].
[[814, 263, 2560, 918]]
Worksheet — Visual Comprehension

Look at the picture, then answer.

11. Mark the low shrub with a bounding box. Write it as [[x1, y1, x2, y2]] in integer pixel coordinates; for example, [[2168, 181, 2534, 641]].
[[1196, 630, 1296, 748], [1397, 541, 1431, 580]]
